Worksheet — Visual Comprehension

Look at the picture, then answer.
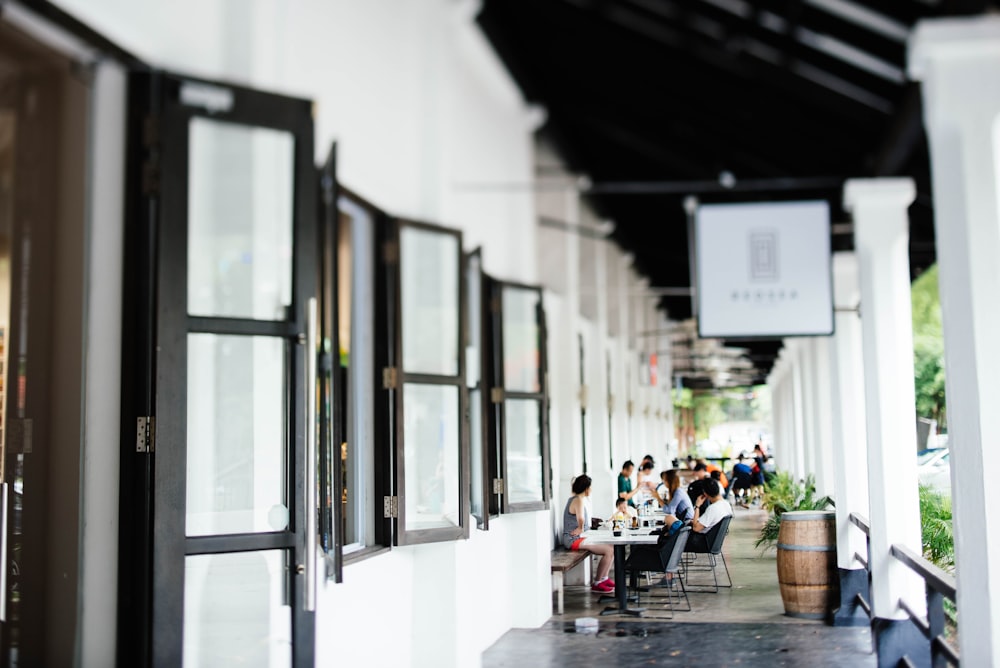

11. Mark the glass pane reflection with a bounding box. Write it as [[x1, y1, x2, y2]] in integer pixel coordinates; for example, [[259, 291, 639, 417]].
[[187, 334, 287, 536], [188, 117, 294, 320], [502, 287, 541, 392], [403, 383, 460, 530], [400, 227, 459, 376], [184, 550, 291, 668], [505, 399, 543, 505]]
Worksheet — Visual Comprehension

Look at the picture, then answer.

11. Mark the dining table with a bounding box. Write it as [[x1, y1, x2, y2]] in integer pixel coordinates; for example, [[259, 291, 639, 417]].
[[582, 526, 660, 616]]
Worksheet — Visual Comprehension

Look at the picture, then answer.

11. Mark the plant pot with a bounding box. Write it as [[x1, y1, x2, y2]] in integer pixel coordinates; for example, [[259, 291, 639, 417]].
[[776, 510, 839, 619]]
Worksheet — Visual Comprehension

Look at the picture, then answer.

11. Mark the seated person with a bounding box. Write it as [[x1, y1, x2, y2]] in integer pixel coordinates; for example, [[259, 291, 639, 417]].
[[657, 469, 693, 522], [635, 461, 658, 508], [618, 460, 641, 507], [730, 454, 754, 504], [562, 474, 615, 593], [673, 478, 733, 552], [698, 458, 729, 494], [614, 496, 637, 521], [687, 463, 710, 513]]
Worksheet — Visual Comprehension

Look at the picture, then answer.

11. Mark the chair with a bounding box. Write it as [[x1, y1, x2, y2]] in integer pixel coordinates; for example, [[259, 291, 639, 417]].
[[682, 515, 733, 593], [625, 526, 692, 618]]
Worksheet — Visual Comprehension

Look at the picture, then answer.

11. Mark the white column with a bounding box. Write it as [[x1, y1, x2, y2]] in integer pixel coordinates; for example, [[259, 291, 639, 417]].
[[910, 18, 1000, 665], [810, 338, 835, 499], [799, 340, 819, 482], [829, 252, 870, 572], [768, 362, 783, 464], [563, 191, 582, 479], [845, 178, 923, 621], [789, 342, 807, 482]]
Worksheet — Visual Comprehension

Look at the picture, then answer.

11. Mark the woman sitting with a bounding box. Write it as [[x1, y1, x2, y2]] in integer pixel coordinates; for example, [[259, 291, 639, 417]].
[[657, 469, 693, 522], [562, 474, 615, 593]]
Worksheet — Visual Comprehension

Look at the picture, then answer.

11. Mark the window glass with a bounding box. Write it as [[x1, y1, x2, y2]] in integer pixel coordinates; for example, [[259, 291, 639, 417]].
[[504, 398, 543, 505], [188, 117, 293, 320], [400, 227, 459, 376], [184, 550, 291, 667], [338, 196, 376, 551], [402, 383, 461, 530], [186, 334, 287, 537], [502, 287, 541, 392], [466, 255, 485, 526]]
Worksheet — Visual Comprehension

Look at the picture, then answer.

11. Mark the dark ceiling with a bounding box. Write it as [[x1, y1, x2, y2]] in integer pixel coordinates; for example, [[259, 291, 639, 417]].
[[477, 0, 996, 388]]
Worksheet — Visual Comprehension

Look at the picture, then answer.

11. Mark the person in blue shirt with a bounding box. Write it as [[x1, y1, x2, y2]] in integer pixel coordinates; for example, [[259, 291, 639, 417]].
[[657, 469, 693, 521], [731, 454, 755, 506]]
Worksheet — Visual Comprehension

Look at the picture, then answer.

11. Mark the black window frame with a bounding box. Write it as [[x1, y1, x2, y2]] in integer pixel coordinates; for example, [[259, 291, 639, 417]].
[[487, 278, 551, 514], [385, 218, 470, 545]]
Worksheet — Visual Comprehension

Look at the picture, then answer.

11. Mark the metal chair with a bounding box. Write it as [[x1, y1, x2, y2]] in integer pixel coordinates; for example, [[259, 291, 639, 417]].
[[682, 514, 733, 593], [625, 526, 692, 618]]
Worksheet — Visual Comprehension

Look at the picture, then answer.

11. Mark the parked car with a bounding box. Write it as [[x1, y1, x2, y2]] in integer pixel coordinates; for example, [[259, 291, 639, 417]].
[[917, 447, 950, 494]]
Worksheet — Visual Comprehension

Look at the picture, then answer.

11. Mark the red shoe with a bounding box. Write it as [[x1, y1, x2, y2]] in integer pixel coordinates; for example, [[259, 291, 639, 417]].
[[591, 580, 614, 593]]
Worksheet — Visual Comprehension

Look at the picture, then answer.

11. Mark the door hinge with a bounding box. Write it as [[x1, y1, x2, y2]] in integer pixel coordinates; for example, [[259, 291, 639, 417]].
[[382, 366, 399, 390], [490, 387, 504, 404], [578, 384, 589, 406], [492, 478, 504, 494], [383, 495, 398, 519], [383, 239, 399, 265], [136, 416, 155, 453], [490, 296, 501, 313]]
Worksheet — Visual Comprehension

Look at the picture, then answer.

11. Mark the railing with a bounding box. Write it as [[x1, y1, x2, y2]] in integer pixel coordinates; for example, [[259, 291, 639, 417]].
[[890, 544, 959, 668], [847, 511, 961, 667], [848, 512, 873, 619]]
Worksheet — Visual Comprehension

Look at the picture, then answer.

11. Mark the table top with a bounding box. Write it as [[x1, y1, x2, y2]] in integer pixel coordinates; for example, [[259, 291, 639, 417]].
[[582, 528, 659, 545]]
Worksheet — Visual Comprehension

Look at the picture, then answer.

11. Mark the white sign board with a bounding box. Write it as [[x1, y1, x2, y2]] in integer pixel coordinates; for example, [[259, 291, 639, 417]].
[[695, 201, 833, 338]]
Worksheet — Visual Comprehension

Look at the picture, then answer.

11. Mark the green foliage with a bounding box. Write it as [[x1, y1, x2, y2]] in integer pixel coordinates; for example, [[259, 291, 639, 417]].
[[672, 385, 771, 441], [919, 484, 954, 570], [912, 265, 946, 429], [755, 472, 835, 549]]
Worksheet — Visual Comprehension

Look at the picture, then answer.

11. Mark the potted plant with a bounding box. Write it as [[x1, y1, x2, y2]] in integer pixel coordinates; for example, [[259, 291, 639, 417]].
[[754, 472, 834, 549]]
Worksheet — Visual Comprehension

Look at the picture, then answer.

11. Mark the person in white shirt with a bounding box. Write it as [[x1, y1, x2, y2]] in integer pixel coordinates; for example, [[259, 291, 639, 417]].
[[662, 478, 732, 533], [689, 478, 733, 534]]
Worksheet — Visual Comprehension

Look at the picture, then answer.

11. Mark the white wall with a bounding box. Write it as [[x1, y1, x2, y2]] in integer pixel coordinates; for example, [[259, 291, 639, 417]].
[[51, 1, 680, 664], [51, 1, 540, 666]]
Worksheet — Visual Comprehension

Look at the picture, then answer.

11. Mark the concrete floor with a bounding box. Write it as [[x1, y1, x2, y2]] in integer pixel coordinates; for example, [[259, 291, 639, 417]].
[[482, 506, 875, 667]]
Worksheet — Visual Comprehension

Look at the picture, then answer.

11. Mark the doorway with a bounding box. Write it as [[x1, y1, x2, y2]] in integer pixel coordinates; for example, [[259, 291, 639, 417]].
[[0, 19, 90, 668]]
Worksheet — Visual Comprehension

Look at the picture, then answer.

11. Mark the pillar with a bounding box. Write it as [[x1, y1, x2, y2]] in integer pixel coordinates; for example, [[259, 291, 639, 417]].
[[810, 338, 835, 499], [828, 252, 871, 627], [789, 342, 807, 483], [799, 339, 819, 483], [910, 17, 1000, 666], [845, 178, 926, 663]]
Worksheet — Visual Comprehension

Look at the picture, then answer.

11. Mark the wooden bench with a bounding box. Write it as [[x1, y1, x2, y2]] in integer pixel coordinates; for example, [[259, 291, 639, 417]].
[[551, 549, 589, 614]]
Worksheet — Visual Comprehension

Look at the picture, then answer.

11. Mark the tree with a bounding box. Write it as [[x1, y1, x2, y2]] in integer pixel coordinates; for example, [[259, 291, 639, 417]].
[[911, 265, 946, 429]]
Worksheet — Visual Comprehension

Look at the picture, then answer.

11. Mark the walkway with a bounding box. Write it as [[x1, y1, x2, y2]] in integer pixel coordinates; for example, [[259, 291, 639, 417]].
[[482, 507, 875, 667]]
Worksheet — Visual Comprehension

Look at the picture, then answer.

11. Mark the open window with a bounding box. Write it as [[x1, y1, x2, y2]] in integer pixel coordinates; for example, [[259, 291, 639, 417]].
[[317, 170, 394, 574], [465, 249, 497, 529], [488, 280, 551, 513], [383, 220, 469, 544]]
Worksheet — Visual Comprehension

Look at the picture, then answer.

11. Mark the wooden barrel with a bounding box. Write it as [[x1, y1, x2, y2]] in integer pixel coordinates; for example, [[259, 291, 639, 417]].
[[776, 510, 839, 619]]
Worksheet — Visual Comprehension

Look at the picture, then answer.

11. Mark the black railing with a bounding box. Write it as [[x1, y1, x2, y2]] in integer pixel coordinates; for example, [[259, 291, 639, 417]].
[[847, 511, 960, 667], [848, 512, 873, 620], [890, 544, 960, 667]]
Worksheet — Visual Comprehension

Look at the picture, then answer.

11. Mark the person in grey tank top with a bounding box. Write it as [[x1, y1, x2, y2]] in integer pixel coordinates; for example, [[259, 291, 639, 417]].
[[562, 474, 615, 593]]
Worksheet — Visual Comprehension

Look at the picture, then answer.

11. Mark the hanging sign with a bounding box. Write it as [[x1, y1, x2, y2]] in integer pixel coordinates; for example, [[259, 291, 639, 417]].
[[695, 201, 833, 338]]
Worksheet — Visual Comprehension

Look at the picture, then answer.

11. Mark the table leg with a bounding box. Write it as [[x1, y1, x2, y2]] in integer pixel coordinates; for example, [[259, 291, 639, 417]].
[[600, 544, 644, 616]]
